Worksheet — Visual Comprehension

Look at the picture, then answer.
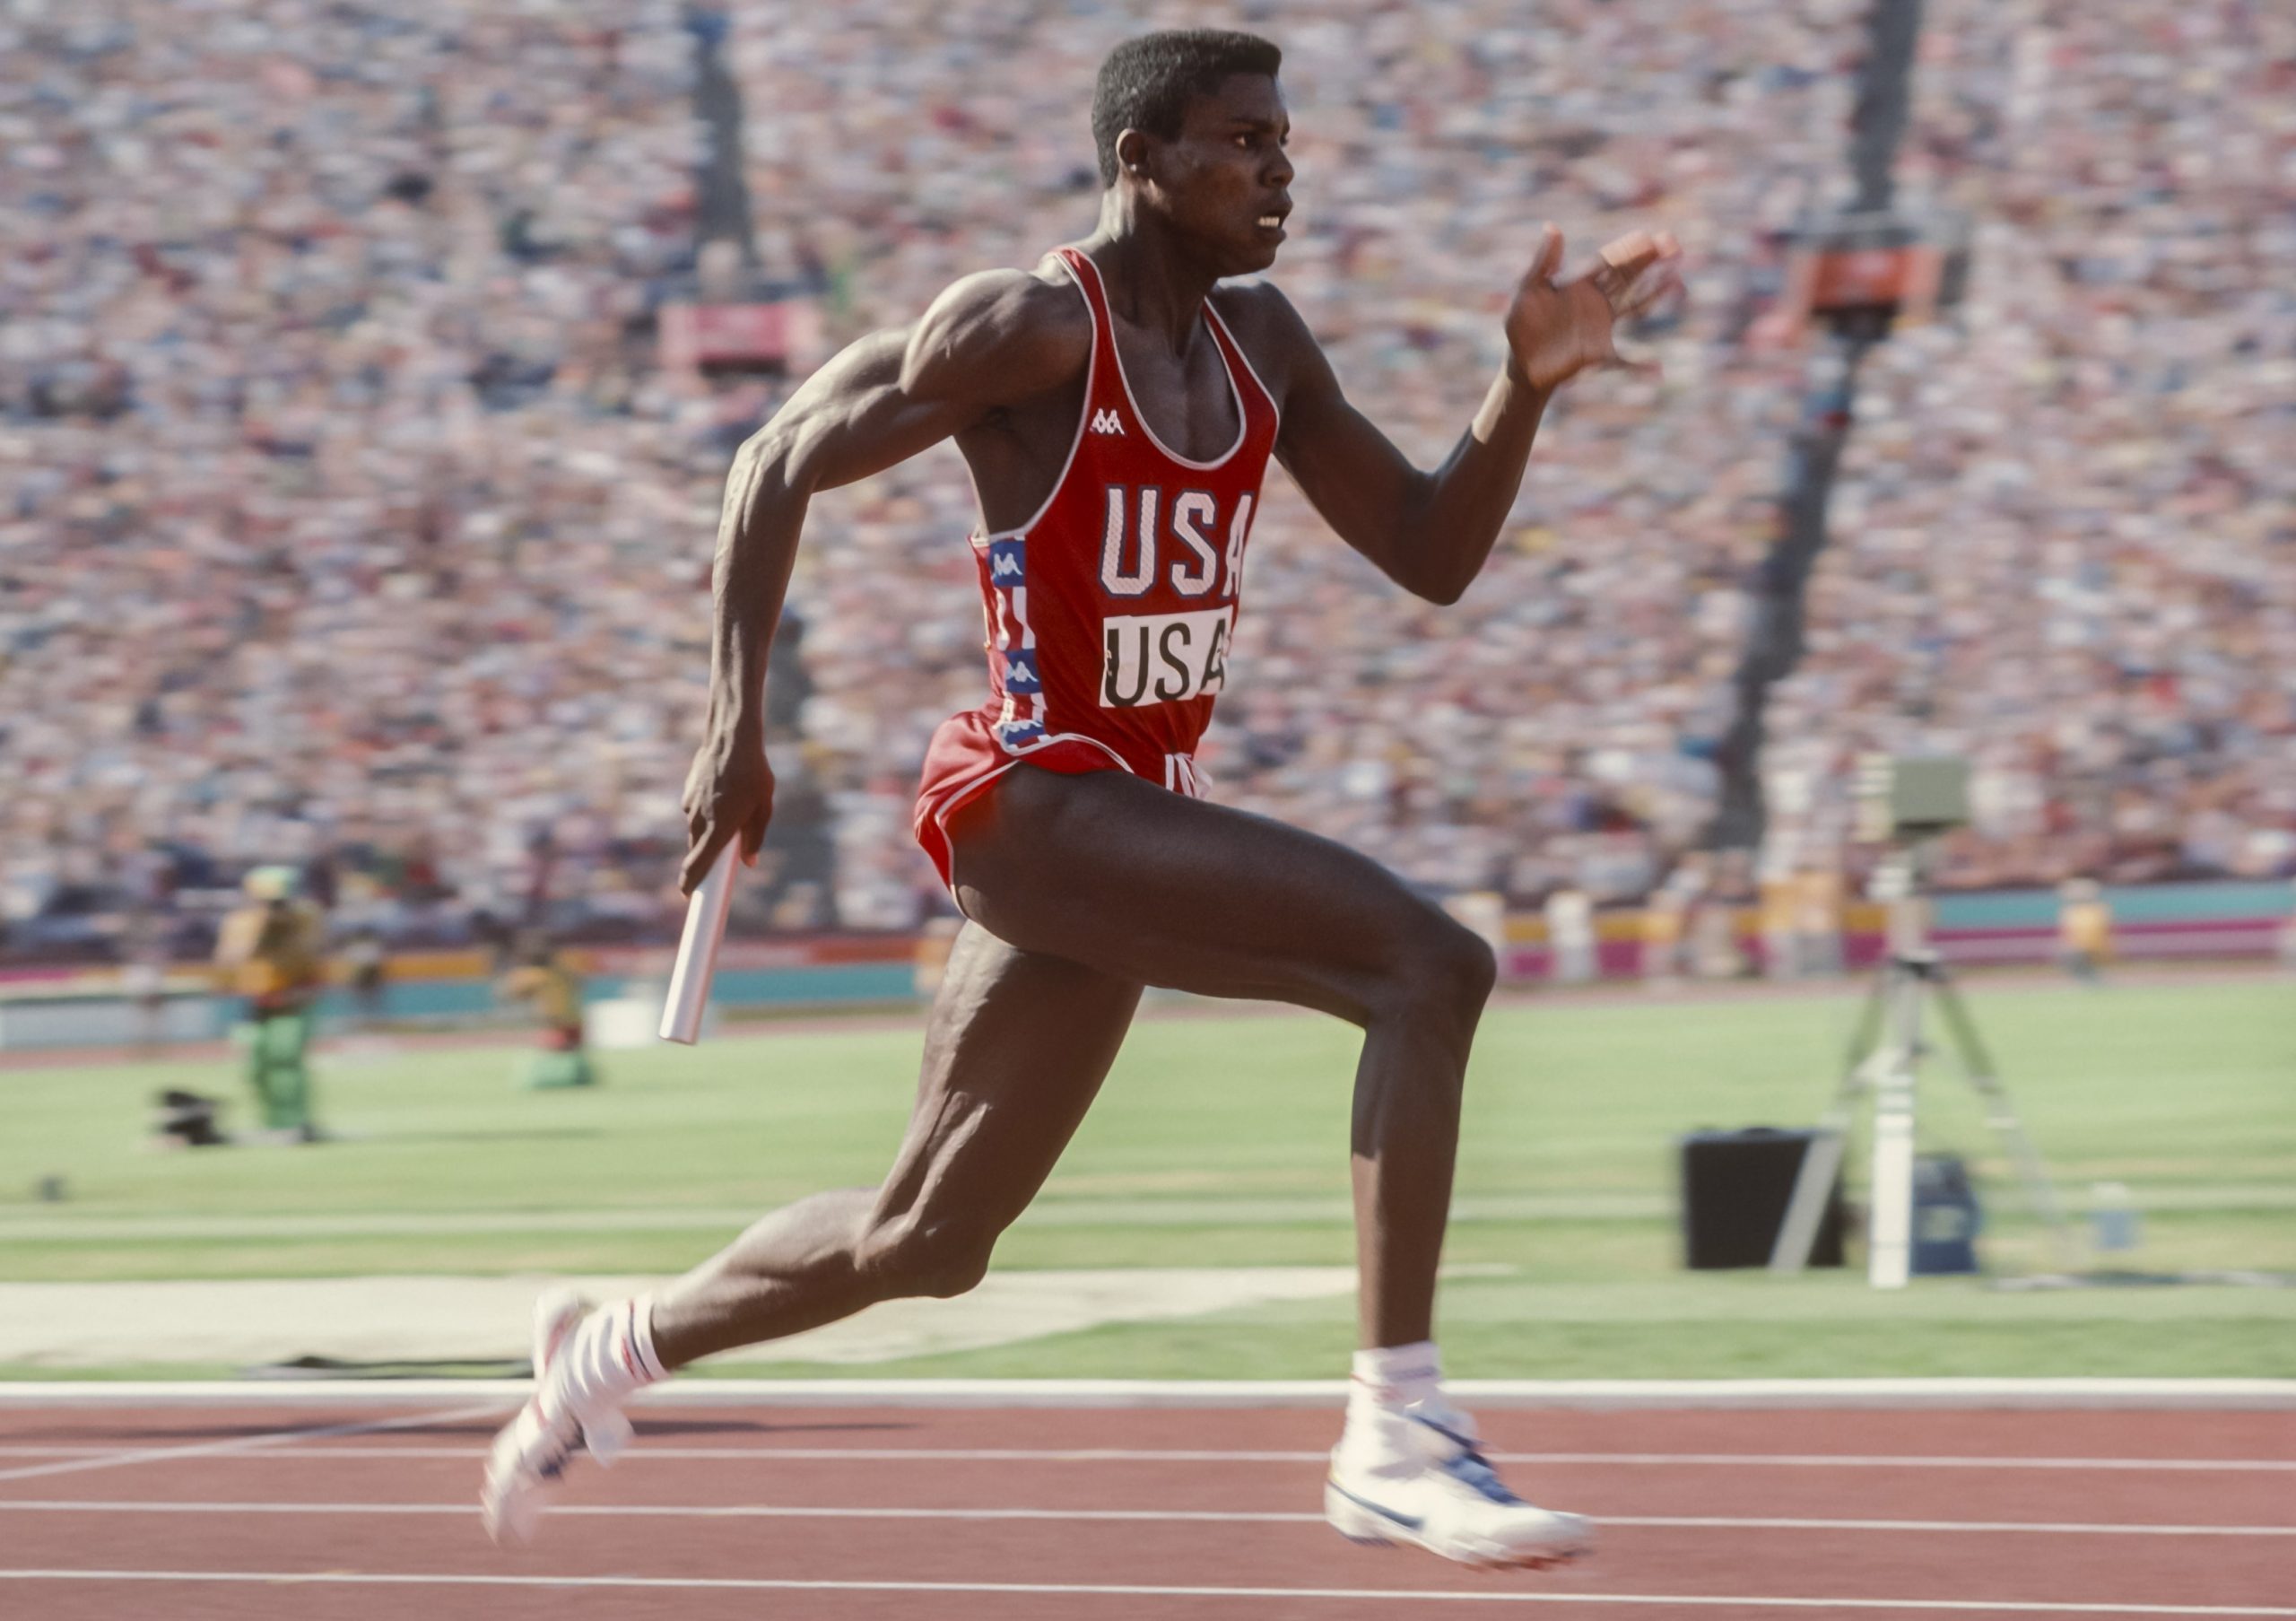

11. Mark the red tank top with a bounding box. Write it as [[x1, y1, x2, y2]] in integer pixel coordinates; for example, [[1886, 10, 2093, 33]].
[[965, 246, 1281, 774]]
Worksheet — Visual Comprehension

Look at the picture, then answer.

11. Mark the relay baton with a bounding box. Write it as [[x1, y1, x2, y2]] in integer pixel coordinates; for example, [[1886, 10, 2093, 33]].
[[660, 842, 736, 1044]]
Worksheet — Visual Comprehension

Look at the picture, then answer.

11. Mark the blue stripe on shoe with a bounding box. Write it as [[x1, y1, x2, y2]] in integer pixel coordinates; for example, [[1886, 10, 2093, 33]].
[[1438, 1449, 1526, 1505], [1326, 1479, 1424, 1533], [1405, 1412, 1479, 1452], [1403, 1417, 1526, 1507]]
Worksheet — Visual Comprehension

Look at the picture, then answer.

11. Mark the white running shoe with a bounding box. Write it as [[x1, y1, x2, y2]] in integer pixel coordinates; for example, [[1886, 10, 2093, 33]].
[[1325, 1400, 1593, 1571], [479, 1289, 634, 1545]]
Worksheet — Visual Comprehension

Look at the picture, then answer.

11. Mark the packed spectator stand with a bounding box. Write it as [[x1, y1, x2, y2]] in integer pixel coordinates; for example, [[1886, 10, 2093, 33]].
[[3, 0, 2289, 963]]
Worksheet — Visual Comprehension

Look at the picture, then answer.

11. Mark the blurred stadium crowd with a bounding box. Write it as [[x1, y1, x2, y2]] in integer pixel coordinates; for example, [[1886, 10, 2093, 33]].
[[3, 0, 2289, 957]]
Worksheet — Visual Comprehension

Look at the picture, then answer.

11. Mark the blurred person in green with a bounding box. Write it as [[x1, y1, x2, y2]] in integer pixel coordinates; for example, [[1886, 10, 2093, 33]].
[[499, 933, 596, 1090], [211, 867, 327, 1141]]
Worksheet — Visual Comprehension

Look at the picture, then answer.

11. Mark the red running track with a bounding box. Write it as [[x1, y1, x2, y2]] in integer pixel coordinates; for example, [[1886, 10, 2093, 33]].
[[0, 1399, 2289, 1620]]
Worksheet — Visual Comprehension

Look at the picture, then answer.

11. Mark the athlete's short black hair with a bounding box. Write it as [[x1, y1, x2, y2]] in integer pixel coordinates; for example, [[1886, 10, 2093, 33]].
[[1091, 29, 1282, 188]]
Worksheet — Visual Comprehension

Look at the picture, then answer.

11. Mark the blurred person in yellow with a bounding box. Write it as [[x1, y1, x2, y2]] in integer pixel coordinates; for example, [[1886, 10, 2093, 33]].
[[499, 933, 596, 1090], [2058, 878, 2112, 984], [211, 867, 326, 1142]]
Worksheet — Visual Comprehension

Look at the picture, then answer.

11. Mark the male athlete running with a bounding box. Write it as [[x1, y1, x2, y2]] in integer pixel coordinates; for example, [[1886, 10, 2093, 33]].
[[485, 29, 1680, 1568]]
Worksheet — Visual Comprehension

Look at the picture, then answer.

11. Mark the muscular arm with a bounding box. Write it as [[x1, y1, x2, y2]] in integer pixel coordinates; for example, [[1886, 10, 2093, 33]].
[[1265, 291, 1549, 606], [682, 269, 1084, 890], [702, 330, 954, 759], [1262, 225, 1678, 606]]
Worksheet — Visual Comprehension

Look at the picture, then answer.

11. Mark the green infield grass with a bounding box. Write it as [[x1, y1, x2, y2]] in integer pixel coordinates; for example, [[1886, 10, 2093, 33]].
[[2, 975, 2290, 1378]]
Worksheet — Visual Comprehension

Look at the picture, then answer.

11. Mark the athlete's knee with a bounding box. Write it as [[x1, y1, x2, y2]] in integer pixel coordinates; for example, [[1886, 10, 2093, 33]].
[[1440, 916, 1500, 1002], [1376, 911, 1496, 1033], [854, 1207, 998, 1301], [1428, 918, 1498, 1034]]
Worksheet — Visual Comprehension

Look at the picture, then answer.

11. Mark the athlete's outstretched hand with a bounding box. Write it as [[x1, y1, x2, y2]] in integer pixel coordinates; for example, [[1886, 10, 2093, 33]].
[[1504, 223, 1683, 393], [679, 731, 773, 896]]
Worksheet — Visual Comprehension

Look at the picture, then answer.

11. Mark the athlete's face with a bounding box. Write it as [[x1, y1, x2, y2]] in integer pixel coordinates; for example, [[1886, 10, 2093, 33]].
[[1143, 74, 1294, 274]]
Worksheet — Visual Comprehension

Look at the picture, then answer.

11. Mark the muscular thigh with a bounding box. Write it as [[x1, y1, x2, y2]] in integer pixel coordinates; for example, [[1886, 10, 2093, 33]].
[[873, 919, 1141, 1236], [947, 765, 1466, 1027]]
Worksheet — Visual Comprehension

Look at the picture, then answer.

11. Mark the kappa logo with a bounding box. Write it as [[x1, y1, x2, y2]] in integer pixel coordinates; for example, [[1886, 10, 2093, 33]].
[[991, 553, 1022, 580], [1001, 649, 1041, 692], [1091, 408, 1126, 436]]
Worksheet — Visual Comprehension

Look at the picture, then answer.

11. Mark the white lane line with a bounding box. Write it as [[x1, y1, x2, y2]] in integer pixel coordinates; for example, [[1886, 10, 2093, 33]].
[[0, 1570, 2289, 1614], [2, 1442, 2285, 1471], [1611, 1516, 2295, 1537], [0, 1401, 509, 1486], [0, 1502, 2290, 1538], [5, 1376, 2292, 1409]]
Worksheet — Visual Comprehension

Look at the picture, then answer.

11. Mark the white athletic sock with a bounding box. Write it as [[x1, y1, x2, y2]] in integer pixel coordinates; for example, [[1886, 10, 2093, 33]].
[[1338, 1340, 1445, 1470], [550, 1295, 668, 1417], [1352, 1339, 1443, 1407]]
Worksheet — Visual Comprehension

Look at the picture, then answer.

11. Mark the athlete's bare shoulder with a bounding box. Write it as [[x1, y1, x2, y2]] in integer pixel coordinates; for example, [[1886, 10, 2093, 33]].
[[900, 261, 1091, 408], [1205, 278, 1327, 414]]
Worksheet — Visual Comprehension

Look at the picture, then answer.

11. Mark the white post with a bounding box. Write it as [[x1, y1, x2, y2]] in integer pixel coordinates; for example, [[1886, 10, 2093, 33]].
[[1866, 959, 1926, 1289], [1867, 1056, 1916, 1289]]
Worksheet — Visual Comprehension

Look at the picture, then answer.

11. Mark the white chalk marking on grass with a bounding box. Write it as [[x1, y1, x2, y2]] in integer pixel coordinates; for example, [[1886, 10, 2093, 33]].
[[0, 1400, 508, 1486], [0, 1570, 2289, 1615], [6, 1179, 2288, 1242], [4, 1502, 2291, 1538], [1, 1442, 2290, 1472], [0, 1272, 1367, 1371], [0, 1191, 1688, 1240]]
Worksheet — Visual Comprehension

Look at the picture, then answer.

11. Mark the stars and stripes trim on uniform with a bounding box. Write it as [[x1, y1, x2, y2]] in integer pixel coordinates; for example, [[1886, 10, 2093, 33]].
[[987, 536, 1042, 746]]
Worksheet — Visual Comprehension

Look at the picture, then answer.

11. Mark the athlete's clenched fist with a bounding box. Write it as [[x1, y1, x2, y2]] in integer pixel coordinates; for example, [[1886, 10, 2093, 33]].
[[680, 733, 773, 897]]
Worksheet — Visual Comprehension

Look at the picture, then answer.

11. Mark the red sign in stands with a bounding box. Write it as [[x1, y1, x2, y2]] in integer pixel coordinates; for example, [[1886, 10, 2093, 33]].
[[659, 301, 823, 375]]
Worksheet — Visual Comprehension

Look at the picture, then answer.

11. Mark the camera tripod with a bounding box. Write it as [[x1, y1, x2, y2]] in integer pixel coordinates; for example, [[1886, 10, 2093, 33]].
[[1769, 943, 2078, 1287]]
